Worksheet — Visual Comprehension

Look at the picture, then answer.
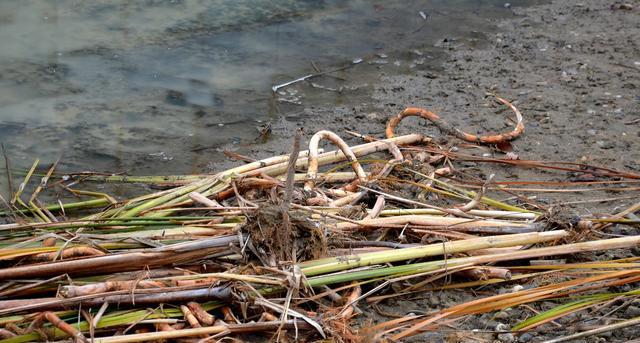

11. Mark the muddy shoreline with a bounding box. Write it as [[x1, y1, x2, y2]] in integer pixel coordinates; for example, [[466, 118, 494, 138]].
[[1, 0, 543, 180], [253, 0, 639, 209], [254, 1, 639, 341], [1, 0, 638, 341], [260, 0, 639, 171]]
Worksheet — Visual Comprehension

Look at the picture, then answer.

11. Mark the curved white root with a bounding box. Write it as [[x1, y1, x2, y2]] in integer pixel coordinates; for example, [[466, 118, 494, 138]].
[[305, 130, 367, 192]]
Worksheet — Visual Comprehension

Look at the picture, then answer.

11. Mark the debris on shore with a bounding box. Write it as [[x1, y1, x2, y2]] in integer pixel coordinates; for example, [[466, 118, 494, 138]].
[[1, 96, 639, 342]]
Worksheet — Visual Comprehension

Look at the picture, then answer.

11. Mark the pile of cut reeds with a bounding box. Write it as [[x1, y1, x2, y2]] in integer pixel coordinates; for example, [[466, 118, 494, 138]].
[[1, 97, 639, 342]]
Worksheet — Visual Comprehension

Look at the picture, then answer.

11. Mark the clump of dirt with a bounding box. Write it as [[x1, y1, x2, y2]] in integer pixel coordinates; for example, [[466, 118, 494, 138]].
[[243, 203, 327, 265]]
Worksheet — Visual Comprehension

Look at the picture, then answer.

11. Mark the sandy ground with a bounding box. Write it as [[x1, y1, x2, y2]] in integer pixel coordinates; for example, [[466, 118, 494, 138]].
[[248, 1, 640, 341]]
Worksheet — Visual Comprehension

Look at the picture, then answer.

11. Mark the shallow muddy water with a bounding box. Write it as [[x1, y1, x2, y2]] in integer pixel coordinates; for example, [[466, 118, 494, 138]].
[[0, 0, 546, 194]]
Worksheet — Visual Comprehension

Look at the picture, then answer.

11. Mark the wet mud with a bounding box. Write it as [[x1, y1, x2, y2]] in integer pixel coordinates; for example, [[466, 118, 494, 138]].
[[251, 1, 640, 341]]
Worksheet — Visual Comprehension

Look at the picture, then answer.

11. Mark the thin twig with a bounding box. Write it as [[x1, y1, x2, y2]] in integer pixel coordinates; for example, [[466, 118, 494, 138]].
[[284, 129, 303, 211], [272, 63, 356, 92]]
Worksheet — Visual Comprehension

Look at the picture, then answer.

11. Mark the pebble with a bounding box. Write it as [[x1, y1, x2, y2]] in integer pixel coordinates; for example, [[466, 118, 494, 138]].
[[495, 323, 510, 331], [498, 333, 516, 342], [366, 112, 379, 120], [625, 305, 640, 317], [518, 333, 533, 342], [596, 140, 614, 149], [587, 129, 596, 135]]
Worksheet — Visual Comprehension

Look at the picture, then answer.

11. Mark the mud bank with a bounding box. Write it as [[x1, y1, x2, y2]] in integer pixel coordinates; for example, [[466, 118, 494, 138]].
[[252, 1, 639, 341], [257, 0, 639, 211]]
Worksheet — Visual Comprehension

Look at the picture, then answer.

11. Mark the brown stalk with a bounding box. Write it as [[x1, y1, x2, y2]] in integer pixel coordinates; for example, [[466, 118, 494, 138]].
[[60, 280, 165, 298], [44, 311, 88, 343], [156, 322, 175, 331], [338, 284, 362, 318], [28, 246, 106, 262], [0, 286, 231, 314], [187, 302, 215, 326], [28, 158, 59, 203], [283, 128, 303, 210], [0, 274, 66, 298], [175, 277, 220, 287], [181, 305, 202, 328], [221, 307, 239, 324], [258, 312, 278, 322], [0, 235, 238, 280]]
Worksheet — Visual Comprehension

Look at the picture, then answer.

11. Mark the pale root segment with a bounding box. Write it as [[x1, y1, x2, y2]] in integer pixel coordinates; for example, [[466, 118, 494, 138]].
[[304, 130, 367, 191]]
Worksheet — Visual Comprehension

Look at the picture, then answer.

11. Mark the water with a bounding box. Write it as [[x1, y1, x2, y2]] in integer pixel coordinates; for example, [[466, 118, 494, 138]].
[[0, 0, 546, 192]]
